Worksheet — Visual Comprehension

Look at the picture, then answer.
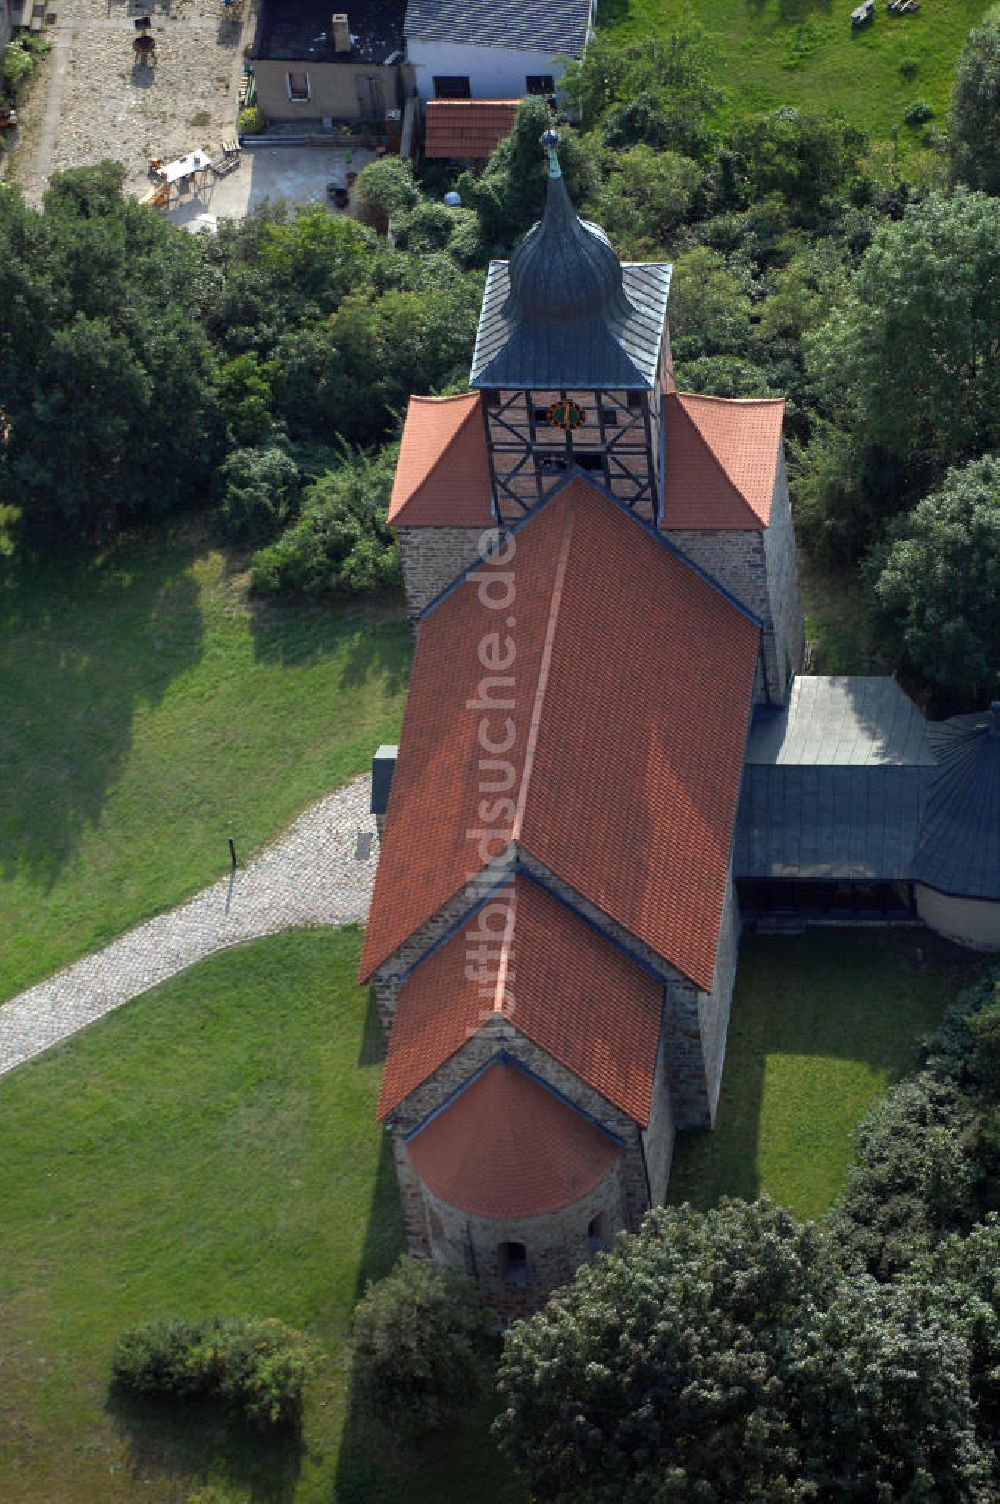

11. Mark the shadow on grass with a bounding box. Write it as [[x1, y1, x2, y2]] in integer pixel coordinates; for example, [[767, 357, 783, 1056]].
[[358, 989, 385, 1068], [669, 929, 983, 1211], [0, 542, 203, 889], [105, 1388, 304, 1502], [245, 582, 409, 691]]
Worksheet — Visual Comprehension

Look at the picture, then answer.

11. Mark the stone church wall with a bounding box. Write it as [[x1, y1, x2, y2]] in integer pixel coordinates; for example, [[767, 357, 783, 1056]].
[[396, 525, 487, 622], [696, 868, 740, 1125], [761, 447, 805, 696], [406, 1150, 630, 1317], [641, 1012, 675, 1205]]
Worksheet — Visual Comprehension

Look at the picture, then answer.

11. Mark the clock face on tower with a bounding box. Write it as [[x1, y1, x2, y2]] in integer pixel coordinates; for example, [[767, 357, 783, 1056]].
[[545, 398, 587, 432]]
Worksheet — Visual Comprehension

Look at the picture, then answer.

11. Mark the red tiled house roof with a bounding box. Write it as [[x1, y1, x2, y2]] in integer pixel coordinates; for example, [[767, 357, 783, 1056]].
[[661, 392, 785, 530], [406, 1059, 622, 1218], [359, 478, 761, 991], [388, 393, 493, 527], [377, 875, 663, 1123], [424, 99, 521, 160]]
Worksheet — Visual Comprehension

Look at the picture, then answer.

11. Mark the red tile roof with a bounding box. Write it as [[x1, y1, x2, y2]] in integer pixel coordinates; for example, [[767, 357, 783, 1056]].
[[378, 875, 663, 1123], [388, 393, 493, 528], [661, 392, 785, 530], [406, 1059, 622, 1218], [424, 99, 521, 160], [359, 478, 760, 991]]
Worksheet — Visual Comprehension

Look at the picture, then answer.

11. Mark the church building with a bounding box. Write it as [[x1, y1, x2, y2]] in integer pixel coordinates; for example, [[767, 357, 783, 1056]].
[[359, 131, 1000, 1313]]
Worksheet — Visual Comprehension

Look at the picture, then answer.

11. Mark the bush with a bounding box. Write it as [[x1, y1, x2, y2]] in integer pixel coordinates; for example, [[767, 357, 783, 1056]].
[[238, 105, 266, 136], [904, 99, 934, 126], [218, 445, 301, 544], [250, 443, 400, 598], [2, 40, 34, 92], [352, 1256, 496, 1439], [354, 155, 419, 234], [899, 56, 919, 80], [111, 1316, 310, 1428]]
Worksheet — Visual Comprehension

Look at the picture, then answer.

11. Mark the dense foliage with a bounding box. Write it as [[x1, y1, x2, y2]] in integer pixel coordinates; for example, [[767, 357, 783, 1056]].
[[495, 971, 1000, 1500], [110, 1315, 310, 1428], [949, 16, 1000, 195], [351, 1255, 496, 1439]]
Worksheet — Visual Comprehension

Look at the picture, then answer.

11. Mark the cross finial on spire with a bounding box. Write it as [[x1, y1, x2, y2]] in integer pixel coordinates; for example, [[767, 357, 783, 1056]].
[[540, 128, 562, 180]]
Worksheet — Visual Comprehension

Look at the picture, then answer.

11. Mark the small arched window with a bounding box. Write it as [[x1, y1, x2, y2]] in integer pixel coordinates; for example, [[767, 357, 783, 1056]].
[[588, 1212, 612, 1255], [500, 1240, 528, 1284]]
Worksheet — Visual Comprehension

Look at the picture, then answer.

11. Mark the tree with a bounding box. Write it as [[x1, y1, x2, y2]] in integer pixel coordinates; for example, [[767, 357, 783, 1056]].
[[457, 96, 594, 252], [868, 455, 1000, 705], [666, 246, 754, 364], [218, 445, 301, 543], [250, 442, 399, 597], [584, 145, 703, 256], [354, 155, 419, 235], [808, 190, 1000, 483], [950, 16, 1000, 195], [351, 1255, 495, 1439], [560, 28, 724, 159], [727, 109, 866, 227], [494, 1197, 995, 1502]]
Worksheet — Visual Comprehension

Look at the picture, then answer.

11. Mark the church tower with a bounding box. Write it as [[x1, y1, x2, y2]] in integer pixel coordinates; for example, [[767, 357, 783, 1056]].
[[469, 131, 673, 525]]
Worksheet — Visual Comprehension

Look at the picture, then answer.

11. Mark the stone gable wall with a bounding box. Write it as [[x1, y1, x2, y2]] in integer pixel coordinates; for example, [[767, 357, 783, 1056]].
[[641, 1008, 675, 1205], [761, 447, 805, 695], [396, 525, 488, 623]]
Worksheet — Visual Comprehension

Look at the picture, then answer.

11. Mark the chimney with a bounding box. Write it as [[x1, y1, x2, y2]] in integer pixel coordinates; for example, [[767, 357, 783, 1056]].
[[331, 12, 350, 51]]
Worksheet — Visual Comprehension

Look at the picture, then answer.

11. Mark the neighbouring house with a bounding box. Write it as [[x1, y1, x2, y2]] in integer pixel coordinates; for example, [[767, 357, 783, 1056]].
[[360, 131, 1000, 1316], [423, 97, 520, 161], [251, 0, 412, 124], [404, 0, 592, 102], [0, 3, 12, 55]]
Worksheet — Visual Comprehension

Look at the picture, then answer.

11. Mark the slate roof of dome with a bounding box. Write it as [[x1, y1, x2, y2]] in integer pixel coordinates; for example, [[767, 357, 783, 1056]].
[[358, 476, 761, 991], [913, 704, 1000, 900], [469, 136, 671, 390], [377, 874, 663, 1124], [405, 1058, 622, 1219]]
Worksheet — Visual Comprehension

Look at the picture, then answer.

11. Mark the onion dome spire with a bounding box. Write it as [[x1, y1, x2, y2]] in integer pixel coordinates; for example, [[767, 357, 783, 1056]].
[[503, 130, 636, 325]]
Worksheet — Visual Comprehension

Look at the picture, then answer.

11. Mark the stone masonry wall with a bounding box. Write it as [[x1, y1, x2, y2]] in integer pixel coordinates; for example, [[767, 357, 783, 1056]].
[[410, 1152, 630, 1317], [397, 526, 488, 622], [696, 867, 741, 1125], [641, 1009, 675, 1205], [761, 446, 805, 695]]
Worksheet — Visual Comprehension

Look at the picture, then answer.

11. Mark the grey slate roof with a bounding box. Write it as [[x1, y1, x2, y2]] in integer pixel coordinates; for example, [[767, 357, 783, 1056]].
[[470, 259, 671, 390], [404, 0, 591, 54], [735, 677, 934, 881], [913, 709, 1000, 899]]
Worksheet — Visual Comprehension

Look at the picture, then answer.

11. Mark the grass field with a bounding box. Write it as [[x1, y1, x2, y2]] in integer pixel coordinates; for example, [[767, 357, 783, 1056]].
[[0, 929, 525, 1504], [669, 929, 981, 1217], [0, 525, 411, 1004], [608, 0, 992, 145]]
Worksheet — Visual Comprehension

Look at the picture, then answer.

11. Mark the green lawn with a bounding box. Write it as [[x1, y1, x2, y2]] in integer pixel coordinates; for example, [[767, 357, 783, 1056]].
[[608, 0, 992, 145], [670, 929, 981, 1217], [0, 928, 524, 1504], [0, 525, 411, 1003]]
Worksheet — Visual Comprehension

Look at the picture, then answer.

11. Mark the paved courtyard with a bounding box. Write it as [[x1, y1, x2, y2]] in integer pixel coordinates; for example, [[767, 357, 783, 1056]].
[[0, 774, 379, 1078], [166, 142, 376, 225]]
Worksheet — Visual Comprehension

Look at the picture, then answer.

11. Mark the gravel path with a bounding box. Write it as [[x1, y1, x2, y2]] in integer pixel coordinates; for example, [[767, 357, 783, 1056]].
[[0, 775, 378, 1079]]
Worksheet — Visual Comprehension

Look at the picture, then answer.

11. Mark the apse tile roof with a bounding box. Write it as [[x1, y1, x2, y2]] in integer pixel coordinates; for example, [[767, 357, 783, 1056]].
[[424, 99, 520, 160], [470, 260, 671, 390], [661, 392, 785, 531], [388, 393, 493, 527], [405, 0, 591, 55], [359, 477, 761, 991], [406, 1059, 622, 1219], [378, 875, 663, 1122]]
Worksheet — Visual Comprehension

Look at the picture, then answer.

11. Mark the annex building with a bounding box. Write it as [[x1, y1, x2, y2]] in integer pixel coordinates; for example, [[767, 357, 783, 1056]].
[[359, 132, 1000, 1313]]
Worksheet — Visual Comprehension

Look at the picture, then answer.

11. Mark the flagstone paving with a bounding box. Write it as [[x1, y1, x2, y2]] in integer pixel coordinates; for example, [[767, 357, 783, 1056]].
[[0, 774, 378, 1078]]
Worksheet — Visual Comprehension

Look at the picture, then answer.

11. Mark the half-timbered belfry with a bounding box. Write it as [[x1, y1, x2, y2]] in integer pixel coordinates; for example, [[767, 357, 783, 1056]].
[[470, 130, 673, 523]]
